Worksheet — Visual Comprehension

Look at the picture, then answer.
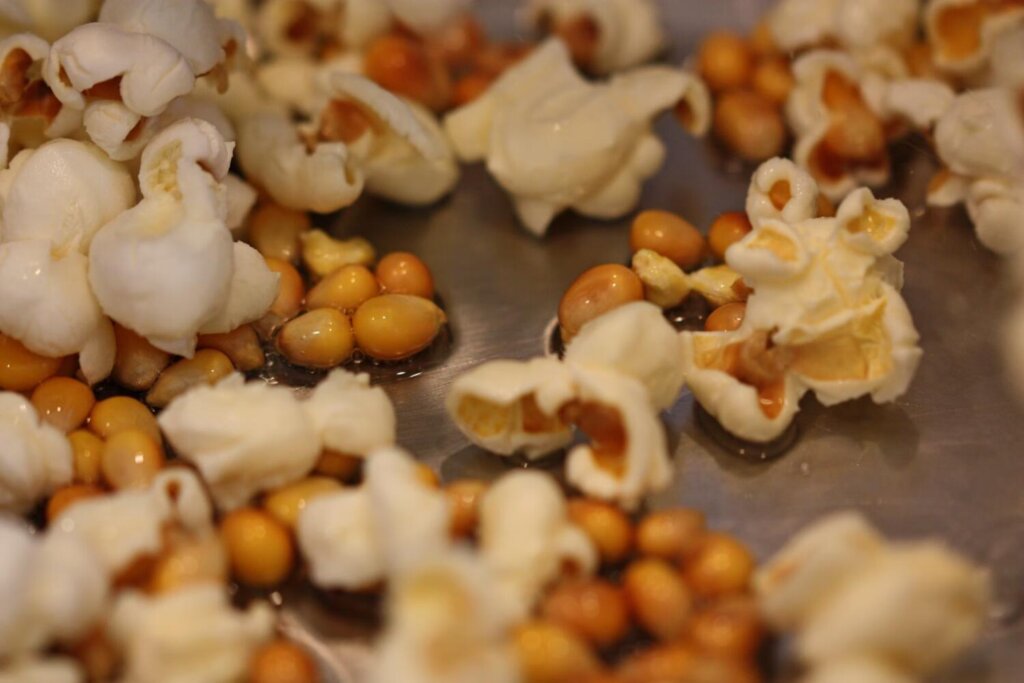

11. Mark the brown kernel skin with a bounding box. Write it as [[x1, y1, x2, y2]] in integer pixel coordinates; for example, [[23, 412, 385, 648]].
[[558, 265, 644, 342], [636, 508, 707, 561], [708, 212, 753, 262], [364, 33, 451, 112], [145, 350, 235, 408], [0, 332, 62, 391], [198, 326, 266, 372], [540, 579, 630, 649], [46, 484, 105, 523], [375, 252, 435, 299], [567, 498, 633, 565], [617, 643, 699, 683], [623, 558, 694, 641], [352, 294, 446, 361], [705, 303, 747, 333], [248, 639, 321, 683], [630, 211, 707, 270], [685, 532, 757, 599], [713, 90, 786, 163], [698, 31, 754, 92], [220, 507, 295, 588], [514, 620, 603, 683], [315, 450, 362, 481], [31, 376, 95, 433], [112, 324, 170, 392]]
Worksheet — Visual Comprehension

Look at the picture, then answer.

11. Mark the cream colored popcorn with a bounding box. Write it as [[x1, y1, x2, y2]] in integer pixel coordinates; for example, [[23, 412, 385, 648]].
[[478, 471, 596, 619], [52, 469, 214, 574], [317, 73, 460, 205], [158, 374, 320, 511], [371, 550, 520, 683], [769, 0, 919, 55], [929, 87, 1024, 255], [527, 0, 666, 73], [89, 119, 277, 356], [681, 160, 922, 443], [0, 137, 133, 382], [564, 301, 685, 411], [297, 447, 451, 590], [0, 0, 98, 42], [446, 357, 576, 460], [444, 39, 709, 235], [236, 111, 364, 212], [302, 369, 397, 458], [0, 393, 72, 513], [110, 585, 274, 683], [0, 657, 84, 683], [925, 0, 1024, 82], [631, 250, 748, 309]]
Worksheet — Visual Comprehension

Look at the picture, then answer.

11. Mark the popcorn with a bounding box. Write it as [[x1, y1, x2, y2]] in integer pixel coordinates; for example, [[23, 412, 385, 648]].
[[527, 0, 666, 74], [297, 447, 451, 590], [769, 0, 918, 56], [444, 39, 710, 235], [302, 369, 397, 458], [0, 657, 84, 683], [52, 469, 214, 574], [925, 0, 1024, 82], [757, 513, 991, 680], [158, 374, 320, 511], [0, 516, 108, 658], [478, 471, 596, 618], [563, 301, 685, 411], [0, 0, 98, 42], [236, 111, 364, 212], [89, 119, 277, 357], [110, 585, 274, 683], [317, 72, 460, 206], [0, 393, 72, 513], [371, 550, 520, 683], [445, 357, 576, 460], [929, 87, 1024, 254], [0, 137, 133, 382], [681, 159, 922, 443]]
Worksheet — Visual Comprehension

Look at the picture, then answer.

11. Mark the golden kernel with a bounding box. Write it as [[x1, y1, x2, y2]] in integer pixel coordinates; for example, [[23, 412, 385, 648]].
[[353, 294, 446, 361], [375, 252, 435, 300], [89, 396, 161, 443], [101, 429, 165, 490], [112, 324, 171, 392], [220, 507, 295, 588], [264, 477, 343, 529], [630, 211, 706, 270], [558, 265, 644, 342], [306, 265, 380, 312], [0, 332, 62, 391], [69, 429, 104, 485], [276, 308, 355, 369], [146, 350, 235, 408], [31, 377, 95, 433]]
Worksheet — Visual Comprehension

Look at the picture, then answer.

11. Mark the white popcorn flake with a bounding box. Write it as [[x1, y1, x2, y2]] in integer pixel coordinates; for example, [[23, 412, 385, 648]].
[[110, 585, 274, 683], [297, 447, 451, 590], [445, 357, 576, 460], [564, 301, 685, 411], [237, 111, 364, 213], [0, 393, 71, 514], [926, 0, 1024, 79], [302, 369, 396, 458], [444, 39, 707, 235], [479, 471, 596, 619], [52, 469, 214, 574], [769, 0, 918, 55], [318, 73, 460, 206], [527, 0, 666, 74], [930, 87, 1024, 255], [371, 550, 519, 683], [757, 513, 990, 680], [0, 516, 108, 659], [681, 161, 922, 443], [159, 374, 320, 511]]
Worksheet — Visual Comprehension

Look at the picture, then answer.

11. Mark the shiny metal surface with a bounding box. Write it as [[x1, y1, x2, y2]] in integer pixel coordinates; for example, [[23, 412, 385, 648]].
[[292, 2, 1024, 680]]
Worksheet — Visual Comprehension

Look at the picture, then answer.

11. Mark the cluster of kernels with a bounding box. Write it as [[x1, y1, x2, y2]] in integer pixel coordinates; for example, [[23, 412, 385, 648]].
[[695, 29, 792, 162], [364, 16, 531, 112], [241, 201, 446, 368], [435, 494, 763, 683], [558, 208, 754, 336]]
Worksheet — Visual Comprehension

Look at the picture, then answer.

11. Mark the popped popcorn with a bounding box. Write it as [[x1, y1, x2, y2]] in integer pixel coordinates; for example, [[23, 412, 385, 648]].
[[301, 369, 397, 458], [527, 0, 666, 74], [444, 39, 710, 235], [158, 374, 320, 511], [110, 584, 274, 683], [0, 393, 72, 513], [478, 471, 596, 619], [297, 447, 451, 590], [680, 159, 922, 443], [756, 512, 990, 680]]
